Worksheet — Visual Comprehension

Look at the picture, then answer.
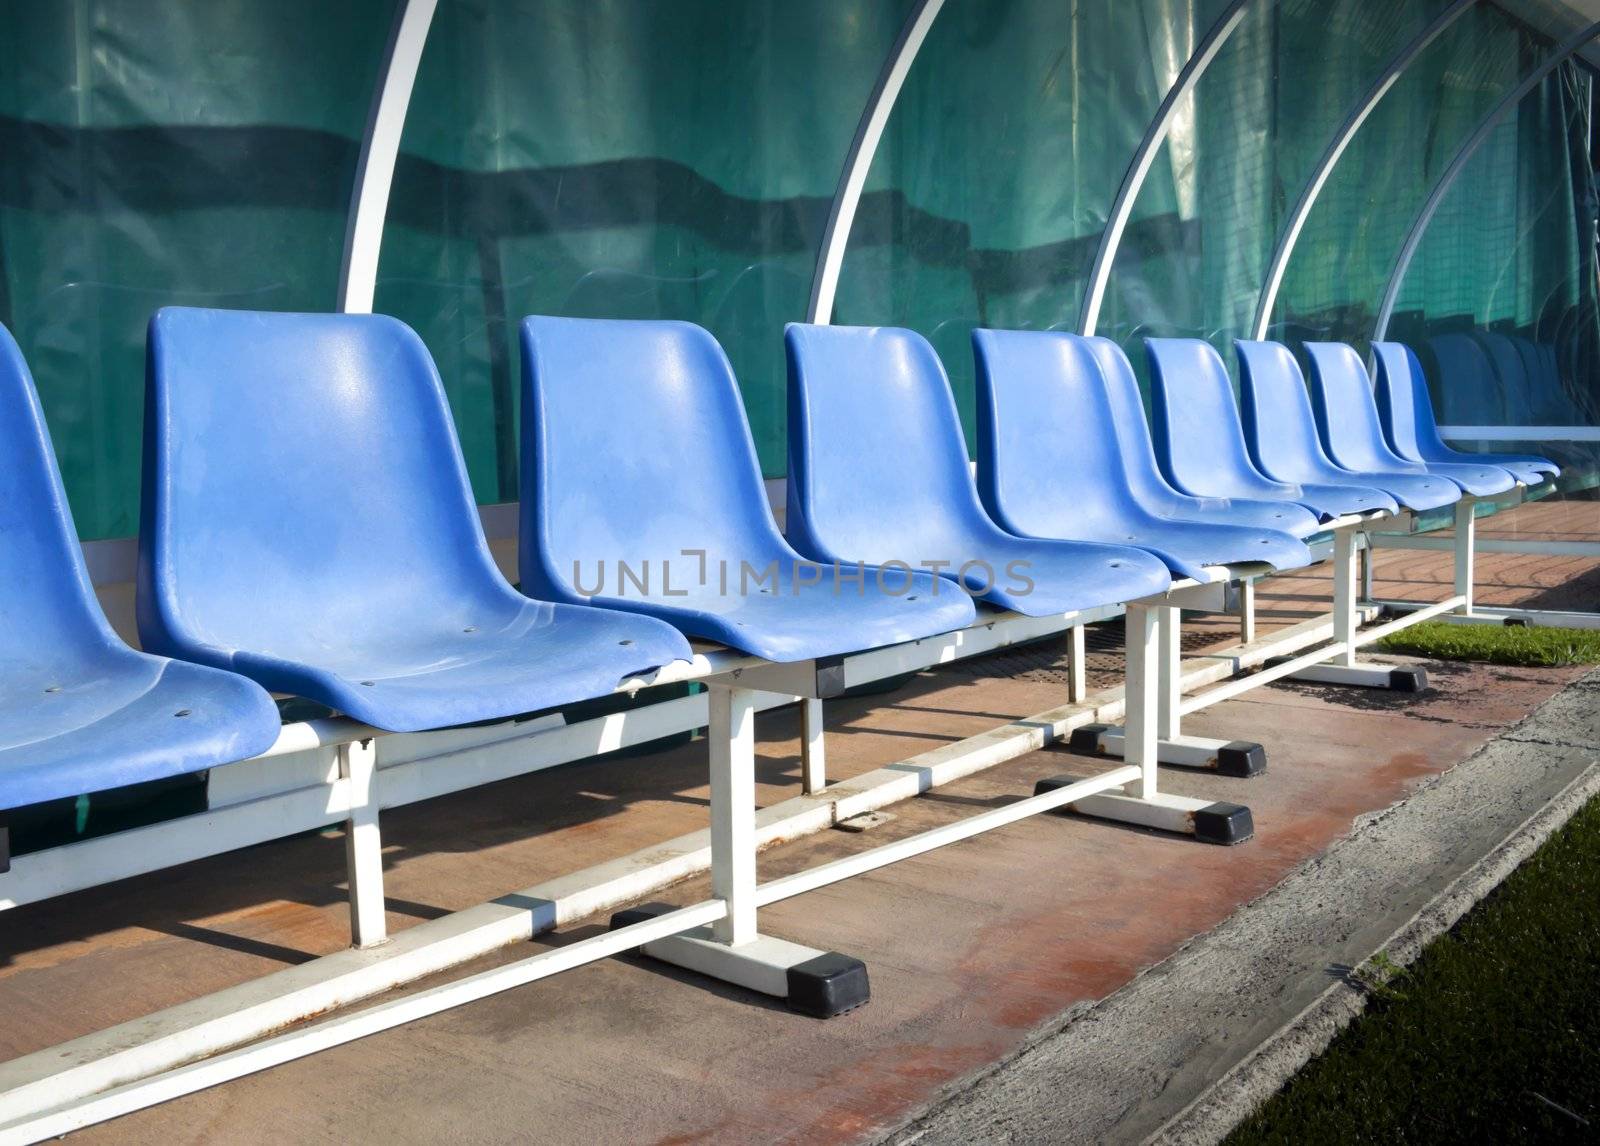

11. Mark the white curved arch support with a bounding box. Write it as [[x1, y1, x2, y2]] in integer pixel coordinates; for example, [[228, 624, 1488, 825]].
[[338, 0, 440, 314], [1077, 0, 1254, 337], [1374, 20, 1600, 341], [1251, 0, 1477, 341], [806, 0, 945, 325]]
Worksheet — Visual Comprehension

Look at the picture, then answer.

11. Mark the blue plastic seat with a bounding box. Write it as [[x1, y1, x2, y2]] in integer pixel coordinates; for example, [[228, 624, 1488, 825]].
[[1145, 339, 1396, 520], [1235, 340, 1458, 513], [1476, 332, 1540, 424], [519, 316, 976, 661], [971, 329, 1312, 582], [1371, 341, 1558, 487], [1427, 332, 1506, 425], [140, 308, 692, 733], [0, 324, 282, 810], [1082, 337, 1322, 538], [1303, 342, 1517, 498], [785, 323, 1170, 616]]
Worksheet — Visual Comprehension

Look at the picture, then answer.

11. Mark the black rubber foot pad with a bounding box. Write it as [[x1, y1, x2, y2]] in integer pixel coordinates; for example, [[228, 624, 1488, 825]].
[[609, 901, 679, 930], [1067, 724, 1111, 755], [1034, 774, 1083, 810], [1194, 802, 1254, 846], [1388, 666, 1428, 693], [787, 952, 869, 1018], [1216, 741, 1267, 778]]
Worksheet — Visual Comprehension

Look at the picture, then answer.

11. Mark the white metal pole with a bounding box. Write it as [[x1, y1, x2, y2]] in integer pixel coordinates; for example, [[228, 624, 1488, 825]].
[[1332, 527, 1359, 668], [1374, 20, 1600, 340], [1239, 579, 1257, 644], [1078, 0, 1252, 335], [338, 739, 387, 948], [1156, 606, 1182, 741], [337, 0, 439, 314], [800, 698, 827, 795], [1454, 499, 1476, 615], [1359, 534, 1375, 605], [1068, 624, 1088, 703], [1250, 0, 1476, 339], [708, 685, 758, 946], [754, 765, 1138, 906], [805, 0, 945, 324], [1123, 604, 1161, 800], [0, 902, 728, 1144]]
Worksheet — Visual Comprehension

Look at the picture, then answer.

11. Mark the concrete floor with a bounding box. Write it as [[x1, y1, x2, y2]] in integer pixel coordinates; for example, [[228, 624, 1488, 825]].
[[1, 496, 1596, 1143]]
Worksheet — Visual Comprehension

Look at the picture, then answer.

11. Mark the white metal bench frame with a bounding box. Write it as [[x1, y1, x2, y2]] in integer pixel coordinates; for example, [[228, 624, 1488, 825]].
[[0, 492, 1507, 1141]]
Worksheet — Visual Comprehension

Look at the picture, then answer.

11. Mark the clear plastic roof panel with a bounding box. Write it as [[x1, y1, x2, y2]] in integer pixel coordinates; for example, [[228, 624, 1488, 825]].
[[1096, 0, 1472, 356], [1275, 0, 1587, 351], [1388, 63, 1599, 470]]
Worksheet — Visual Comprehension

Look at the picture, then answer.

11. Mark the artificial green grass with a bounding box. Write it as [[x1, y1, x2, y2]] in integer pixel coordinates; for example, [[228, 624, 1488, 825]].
[[1375, 620, 1600, 667], [1227, 795, 1600, 1144]]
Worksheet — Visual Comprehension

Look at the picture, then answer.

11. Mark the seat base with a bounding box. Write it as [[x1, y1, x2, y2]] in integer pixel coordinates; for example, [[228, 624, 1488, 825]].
[[1283, 661, 1427, 692], [1035, 776, 1254, 845], [1066, 724, 1266, 778], [611, 903, 868, 1018]]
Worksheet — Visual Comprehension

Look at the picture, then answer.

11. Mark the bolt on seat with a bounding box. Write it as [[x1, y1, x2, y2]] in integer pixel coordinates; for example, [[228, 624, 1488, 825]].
[[785, 323, 1171, 615], [518, 316, 976, 662], [1145, 338, 1397, 520], [139, 308, 691, 734], [1235, 340, 1459, 513], [1081, 337, 1321, 538], [1372, 341, 1558, 487], [0, 324, 281, 812], [1304, 342, 1517, 498], [971, 329, 1312, 582]]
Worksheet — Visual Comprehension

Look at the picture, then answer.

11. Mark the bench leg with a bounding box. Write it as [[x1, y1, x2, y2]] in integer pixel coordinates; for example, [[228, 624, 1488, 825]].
[[1069, 605, 1265, 778], [1052, 603, 1253, 844], [616, 683, 869, 1017], [800, 697, 827, 795], [339, 739, 388, 948], [1239, 578, 1256, 645], [1067, 623, 1087, 703], [1453, 498, 1475, 616], [1286, 527, 1427, 692]]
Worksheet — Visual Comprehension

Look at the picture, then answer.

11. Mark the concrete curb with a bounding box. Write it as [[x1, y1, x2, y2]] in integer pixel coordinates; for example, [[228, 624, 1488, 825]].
[[881, 666, 1600, 1146], [1153, 752, 1600, 1144]]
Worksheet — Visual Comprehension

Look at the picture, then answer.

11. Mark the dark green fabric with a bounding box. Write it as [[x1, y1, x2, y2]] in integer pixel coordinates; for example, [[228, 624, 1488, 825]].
[[0, 0, 398, 540], [374, 0, 915, 502], [834, 0, 1240, 437], [0, 0, 1594, 538]]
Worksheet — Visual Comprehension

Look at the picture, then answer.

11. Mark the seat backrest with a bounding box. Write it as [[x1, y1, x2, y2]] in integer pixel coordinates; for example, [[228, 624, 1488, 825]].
[[1144, 338, 1267, 495], [1507, 334, 1565, 423], [0, 324, 123, 669], [1081, 336, 1185, 514], [1303, 341, 1411, 472], [140, 308, 506, 659], [1234, 339, 1332, 477], [520, 316, 789, 601], [1371, 340, 1440, 461], [971, 328, 1131, 538], [785, 323, 998, 565], [1475, 331, 1536, 423], [1427, 332, 1505, 423]]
